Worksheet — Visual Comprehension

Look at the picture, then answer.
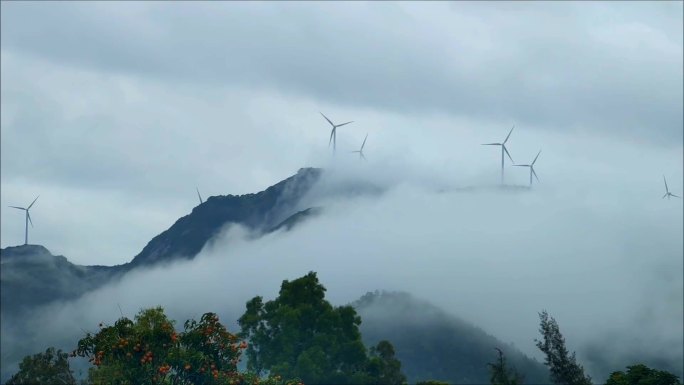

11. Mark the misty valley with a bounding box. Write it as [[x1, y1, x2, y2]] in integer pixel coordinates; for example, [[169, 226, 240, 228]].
[[1, 168, 682, 385]]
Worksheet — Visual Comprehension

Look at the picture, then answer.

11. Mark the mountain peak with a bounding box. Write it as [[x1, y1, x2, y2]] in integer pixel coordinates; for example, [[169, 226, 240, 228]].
[[0, 244, 53, 261], [130, 167, 323, 267]]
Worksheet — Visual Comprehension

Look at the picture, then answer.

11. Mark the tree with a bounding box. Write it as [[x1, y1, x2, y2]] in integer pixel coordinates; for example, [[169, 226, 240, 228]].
[[367, 340, 407, 385], [488, 348, 524, 385], [605, 364, 681, 385], [7, 347, 77, 385], [238, 271, 405, 384], [75, 306, 300, 385], [534, 310, 592, 385]]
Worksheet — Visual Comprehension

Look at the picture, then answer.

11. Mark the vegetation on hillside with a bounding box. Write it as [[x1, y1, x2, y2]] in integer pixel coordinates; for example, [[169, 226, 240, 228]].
[[535, 310, 592, 385], [7, 272, 681, 385], [606, 364, 682, 385], [6, 347, 76, 385], [353, 291, 548, 384], [238, 271, 406, 384]]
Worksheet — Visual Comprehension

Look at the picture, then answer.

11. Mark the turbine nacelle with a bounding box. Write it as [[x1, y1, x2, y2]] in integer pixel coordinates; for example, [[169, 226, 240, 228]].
[[321, 112, 354, 154], [663, 176, 680, 200], [9, 195, 39, 245], [513, 150, 541, 186], [482, 125, 515, 184], [351, 133, 368, 160]]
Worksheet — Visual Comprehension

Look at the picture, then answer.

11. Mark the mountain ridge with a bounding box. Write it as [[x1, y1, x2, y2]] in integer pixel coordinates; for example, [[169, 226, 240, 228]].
[[1, 167, 324, 314]]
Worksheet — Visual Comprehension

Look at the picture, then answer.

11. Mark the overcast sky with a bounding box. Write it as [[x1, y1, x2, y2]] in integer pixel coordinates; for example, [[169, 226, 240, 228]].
[[2, 2, 682, 264], [1, 1, 683, 381]]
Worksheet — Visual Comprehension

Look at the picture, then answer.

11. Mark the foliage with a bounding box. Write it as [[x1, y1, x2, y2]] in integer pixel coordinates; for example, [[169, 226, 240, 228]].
[[415, 381, 451, 385], [487, 348, 524, 385], [535, 310, 592, 385], [367, 340, 407, 385], [605, 364, 681, 385], [354, 291, 549, 384], [74, 306, 301, 385], [238, 271, 405, 384], [6, 347, 76, 385]]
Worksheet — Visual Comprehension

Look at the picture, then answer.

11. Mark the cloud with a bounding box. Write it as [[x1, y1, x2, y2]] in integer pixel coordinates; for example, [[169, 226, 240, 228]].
[[1, 3, 682, 381], [1, 1, 682, 263], [2, 144, 682, 381], [2, 2, 682, 143]]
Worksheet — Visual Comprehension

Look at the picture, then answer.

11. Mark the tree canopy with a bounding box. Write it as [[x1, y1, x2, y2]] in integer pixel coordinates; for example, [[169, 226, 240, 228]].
[[73, 306, 299, 385], [535, 310, 592, 385], [606, 364, 681, 385], [238, 271, 405, 384], [487, 348, 524, 385], [6, 347, 76, 385]]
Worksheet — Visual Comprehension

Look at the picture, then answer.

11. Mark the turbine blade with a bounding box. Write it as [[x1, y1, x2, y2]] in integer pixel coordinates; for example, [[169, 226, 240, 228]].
[[532, 167, 539, 181], [361, 152, 366, 161], [361, 133, 368, 150], [503, 145, 514, 163], [532, 150, 541, 165], [664, 175, 669, 192], [196, 187, 203, 204], [503, 125, 514, 144], [320, 112, 334, 127], [336, 121, 354, 128], [672, 194, 681, 198], [9, 206, 26, 210], [328, 128, 335, 147], [513, 164, 530, 167], [28, 195, 39, 209], [481, 143, 501, 146], [663, 194, 668, 199], [27, 211, 33, 227]]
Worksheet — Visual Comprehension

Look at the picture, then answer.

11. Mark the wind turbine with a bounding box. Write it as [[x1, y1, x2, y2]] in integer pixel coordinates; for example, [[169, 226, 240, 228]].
[[662, 176, 680, 199], [351, 133, 368, 160], [482, 126, 515, 184], [9, 195, 39, 245], [320, 112, 353, 154], [513, 150, 541, 186], [196, 187, 203, 204]]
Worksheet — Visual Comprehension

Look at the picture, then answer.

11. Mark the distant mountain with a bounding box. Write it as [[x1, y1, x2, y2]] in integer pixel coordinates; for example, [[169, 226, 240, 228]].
[[268, 207, 323, 233], [1, 168, 324, 314], [0, 245, 123, 316], [2, 167, 553, 384], [354, 291, 550, 384], [128, 167, 322, 267]]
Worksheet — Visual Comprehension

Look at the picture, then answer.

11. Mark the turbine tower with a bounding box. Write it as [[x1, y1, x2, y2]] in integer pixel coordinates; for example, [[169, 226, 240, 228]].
[[351, 133, 368, 160], [320, 112, 353, 155], [196, 187, 203, 204], [513, 150, 541, 186], [482, 126, 515, 184], [662, 176, 680, 199], [9, 195, 39, 245]]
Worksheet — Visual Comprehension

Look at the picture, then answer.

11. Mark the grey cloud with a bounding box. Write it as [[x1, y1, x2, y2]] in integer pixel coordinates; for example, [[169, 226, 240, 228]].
[[1, 159, 682, 381], [2, 2, 681, 144], [0, 4, 682, 379]]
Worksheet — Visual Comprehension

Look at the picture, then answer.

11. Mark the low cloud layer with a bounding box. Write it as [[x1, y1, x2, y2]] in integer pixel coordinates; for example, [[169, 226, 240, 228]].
[[1, 2, 682, 382], [2, 145, 682, 381]]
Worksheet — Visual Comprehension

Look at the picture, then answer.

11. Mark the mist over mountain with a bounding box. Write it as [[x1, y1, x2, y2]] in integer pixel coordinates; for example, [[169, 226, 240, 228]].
[[128, 167, 323, 267], [1, 168, 325, 314], [1, 162, 682, 384], [354, 291, 549, 384], [0, 244, 115, 315], [1, 3, 682, 385]]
